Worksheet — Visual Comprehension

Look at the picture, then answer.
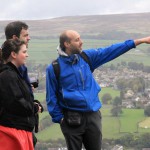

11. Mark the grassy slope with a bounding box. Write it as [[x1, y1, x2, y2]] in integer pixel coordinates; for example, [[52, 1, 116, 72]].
[[34, 92, 46, 102], [99, 87, 120, 99]]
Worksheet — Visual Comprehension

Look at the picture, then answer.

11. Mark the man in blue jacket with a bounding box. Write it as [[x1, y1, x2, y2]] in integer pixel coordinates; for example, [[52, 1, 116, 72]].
[[46, 30, 150, 150]]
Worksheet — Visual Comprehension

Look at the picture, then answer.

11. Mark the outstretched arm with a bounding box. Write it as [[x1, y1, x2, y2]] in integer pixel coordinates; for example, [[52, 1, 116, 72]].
[[83, 40, 135, 70], [134, 36, 150, 46]]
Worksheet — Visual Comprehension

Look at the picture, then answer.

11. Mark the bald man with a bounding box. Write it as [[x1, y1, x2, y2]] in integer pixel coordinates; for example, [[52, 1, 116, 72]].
[[46, 30, 150, 150]]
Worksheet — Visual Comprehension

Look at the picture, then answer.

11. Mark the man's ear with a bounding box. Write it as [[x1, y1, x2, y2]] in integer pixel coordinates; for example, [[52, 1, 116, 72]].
[[12, 35, 18, 40], [11, 51, 17, 59], [64, 41, 70, 48]]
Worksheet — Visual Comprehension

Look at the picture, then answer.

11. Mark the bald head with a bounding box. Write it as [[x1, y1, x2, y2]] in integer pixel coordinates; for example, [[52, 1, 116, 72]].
[[59, 30, 80, 52], [59, 30, 83, 55]]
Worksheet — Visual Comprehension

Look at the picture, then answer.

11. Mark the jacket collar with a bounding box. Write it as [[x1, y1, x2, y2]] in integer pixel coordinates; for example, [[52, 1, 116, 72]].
[[60, 54, 79, 64], [57, 45, 68, 57], [57, 45, 79, 64], [5, 62, 23, 78]]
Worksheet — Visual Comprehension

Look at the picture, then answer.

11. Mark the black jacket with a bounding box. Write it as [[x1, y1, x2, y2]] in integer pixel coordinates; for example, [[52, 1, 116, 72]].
[[0, 62, 35, 131]]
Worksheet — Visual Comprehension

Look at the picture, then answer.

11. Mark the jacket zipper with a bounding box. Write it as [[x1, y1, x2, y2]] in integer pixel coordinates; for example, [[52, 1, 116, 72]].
[[79, 69, 84, 90]]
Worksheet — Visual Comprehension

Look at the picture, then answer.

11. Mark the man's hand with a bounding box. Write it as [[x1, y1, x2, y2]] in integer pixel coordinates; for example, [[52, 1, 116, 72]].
[[34, 102, 42, 113], [34, 100, 44, 113], [134, 36, 150, 46]]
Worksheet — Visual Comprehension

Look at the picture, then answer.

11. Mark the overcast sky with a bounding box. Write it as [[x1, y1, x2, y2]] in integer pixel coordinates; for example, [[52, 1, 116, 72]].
[[0, 0, 150, 20]]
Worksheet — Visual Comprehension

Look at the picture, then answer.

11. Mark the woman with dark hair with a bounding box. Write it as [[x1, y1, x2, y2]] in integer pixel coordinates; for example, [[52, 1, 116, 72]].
[[0, 39, 37, 150]]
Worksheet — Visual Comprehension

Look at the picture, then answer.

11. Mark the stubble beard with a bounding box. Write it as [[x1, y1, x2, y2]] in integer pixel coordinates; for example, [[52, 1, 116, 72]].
[[73, 46, 82, 54]]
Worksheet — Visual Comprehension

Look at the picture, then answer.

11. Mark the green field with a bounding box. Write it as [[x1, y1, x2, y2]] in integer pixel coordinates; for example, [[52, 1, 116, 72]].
[[39, 111, 49, 122], [36, 124, 64, 141], [139, 118, 150, 128], [99, 87, 120, 99], [34, 92, 46, 102], [119, 109, 145, 133]]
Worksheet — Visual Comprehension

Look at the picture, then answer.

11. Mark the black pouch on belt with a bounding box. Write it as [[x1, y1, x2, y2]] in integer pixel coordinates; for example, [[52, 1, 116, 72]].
[[64, 110, 82, 126]]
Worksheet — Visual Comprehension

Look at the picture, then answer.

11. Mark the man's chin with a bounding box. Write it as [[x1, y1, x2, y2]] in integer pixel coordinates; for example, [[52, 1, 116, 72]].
[[23, 61, 26, 65], [79, 48, 82, 52]]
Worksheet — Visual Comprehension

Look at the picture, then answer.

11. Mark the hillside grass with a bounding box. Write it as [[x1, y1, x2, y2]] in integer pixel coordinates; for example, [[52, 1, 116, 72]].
[[36, 124, 64, 141], [119, 109, 145, 133], [39, 111, 49, 122], [34, 92, 45, 102], [99, 87, 120, 99], [139, 118, 150, 128], [101, 105, 121, 139]]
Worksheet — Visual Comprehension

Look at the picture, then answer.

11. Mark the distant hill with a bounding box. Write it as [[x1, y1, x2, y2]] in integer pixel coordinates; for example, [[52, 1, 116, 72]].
[[0, 12, 150, 40]]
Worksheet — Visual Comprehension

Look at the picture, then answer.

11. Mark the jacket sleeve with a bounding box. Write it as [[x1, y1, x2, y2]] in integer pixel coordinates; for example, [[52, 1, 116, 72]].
[[83, 40, 136, 70], [46, 65, 63, 123], [0, 72, 34, 116]]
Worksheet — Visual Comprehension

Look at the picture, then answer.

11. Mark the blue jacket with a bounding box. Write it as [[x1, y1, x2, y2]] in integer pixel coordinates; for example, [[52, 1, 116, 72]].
[[46, 40, 135, 123]]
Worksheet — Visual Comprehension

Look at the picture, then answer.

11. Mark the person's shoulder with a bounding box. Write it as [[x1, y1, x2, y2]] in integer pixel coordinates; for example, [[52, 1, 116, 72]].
[[0, 66, 16, 80], [46, 63, 53, 71], [46, 57, 60, 73], [82, 48, 97, 54], [18, 65, 27, 72], [82, 49, 97, 58], [47, 59, 59, 70]]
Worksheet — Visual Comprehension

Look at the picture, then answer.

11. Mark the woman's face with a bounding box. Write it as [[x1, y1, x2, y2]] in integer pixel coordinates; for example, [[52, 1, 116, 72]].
[[15, 44, 28, 66]]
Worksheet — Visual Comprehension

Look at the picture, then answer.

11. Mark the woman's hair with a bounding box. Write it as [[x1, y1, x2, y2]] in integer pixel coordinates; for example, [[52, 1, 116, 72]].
[[0, 39, 25, 62]]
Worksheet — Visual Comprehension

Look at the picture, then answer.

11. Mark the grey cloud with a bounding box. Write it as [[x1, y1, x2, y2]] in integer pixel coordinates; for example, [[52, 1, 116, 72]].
[[0, 0, 150, 20]]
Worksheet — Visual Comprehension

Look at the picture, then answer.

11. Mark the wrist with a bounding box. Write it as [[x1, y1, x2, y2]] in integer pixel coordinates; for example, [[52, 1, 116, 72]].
[[134, 38, 146, 46]]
